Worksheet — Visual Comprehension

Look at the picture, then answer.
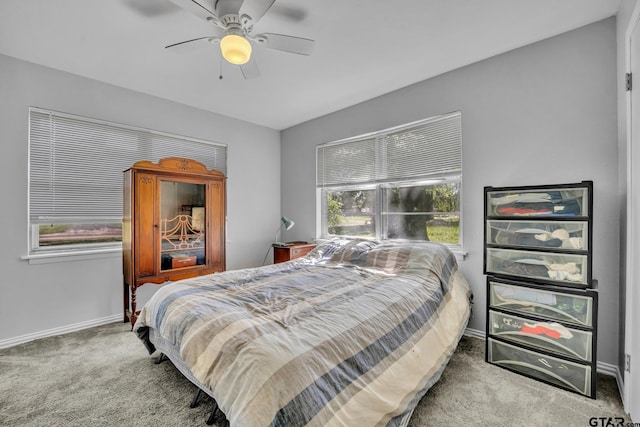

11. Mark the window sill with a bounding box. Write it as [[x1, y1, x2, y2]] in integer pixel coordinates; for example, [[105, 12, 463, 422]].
[[21, 247, 122, 265]]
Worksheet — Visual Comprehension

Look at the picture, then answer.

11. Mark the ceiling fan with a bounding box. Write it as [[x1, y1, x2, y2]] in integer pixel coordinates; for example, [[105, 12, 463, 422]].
[[166, 0, 315, 79]]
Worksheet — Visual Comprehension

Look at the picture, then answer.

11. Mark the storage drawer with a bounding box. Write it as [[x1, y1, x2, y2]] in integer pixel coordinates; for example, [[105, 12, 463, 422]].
[[171, 255, 197, 269], [290, 245, 315, 259], [273, 243, 317, 263], [486, 248, 588, 285], [487, 338, 593, 397], [488, 310, 592, 361], [486, 186, 589, 217], [486, 220, 587, 251], [488, 280, 595, 327]]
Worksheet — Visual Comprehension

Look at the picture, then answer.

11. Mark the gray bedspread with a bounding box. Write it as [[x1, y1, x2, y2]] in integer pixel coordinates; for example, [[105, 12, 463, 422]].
[[134, 239, 472, 427]]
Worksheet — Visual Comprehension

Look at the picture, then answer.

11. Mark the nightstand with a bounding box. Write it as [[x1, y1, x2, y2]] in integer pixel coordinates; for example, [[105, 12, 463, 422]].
[[273, 242, 317, 263]]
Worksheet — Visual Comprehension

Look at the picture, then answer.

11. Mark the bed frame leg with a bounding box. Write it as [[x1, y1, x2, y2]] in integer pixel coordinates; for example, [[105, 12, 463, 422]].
[[205, 403, 219, 426], [206, 403, 229, 427], [190, 388, 202, 408], [155, 353, 166, 364]]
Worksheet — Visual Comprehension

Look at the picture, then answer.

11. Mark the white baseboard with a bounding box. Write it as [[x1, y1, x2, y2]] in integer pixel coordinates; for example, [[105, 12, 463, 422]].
[[596, 360, 620, 377], [0, 314, 122, 350], [463, 326, 486, 340]]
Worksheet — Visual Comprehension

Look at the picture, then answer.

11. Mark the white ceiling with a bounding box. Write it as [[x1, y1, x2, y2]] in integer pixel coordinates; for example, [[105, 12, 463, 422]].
[[0, 0, 620, 130]]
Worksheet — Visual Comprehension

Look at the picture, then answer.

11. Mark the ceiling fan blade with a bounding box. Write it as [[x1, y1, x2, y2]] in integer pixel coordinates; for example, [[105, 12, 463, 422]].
[[239, 0, 276, 27], [254, 33, 315, 55], [168, 0, 222, 26], [124, 0, 176, 17], [269, 4, 308, 22], [240, 58, 260, 79], [165, 36, 220, 52]]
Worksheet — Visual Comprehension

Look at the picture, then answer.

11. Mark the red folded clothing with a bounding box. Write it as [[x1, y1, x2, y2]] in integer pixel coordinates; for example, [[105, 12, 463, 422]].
[[497, 206, 553, 215], [521, 322, 573, 339]]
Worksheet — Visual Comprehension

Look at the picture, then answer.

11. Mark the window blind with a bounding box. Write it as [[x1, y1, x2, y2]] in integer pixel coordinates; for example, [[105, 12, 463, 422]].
[[382, 112, 461, 182], [316, 137, 377, 187], [29, 107, 227, 223], [316, 112, 461, 188]]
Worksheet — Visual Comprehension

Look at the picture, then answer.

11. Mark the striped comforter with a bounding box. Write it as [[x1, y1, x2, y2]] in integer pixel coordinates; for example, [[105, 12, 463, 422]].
[[134, 239, 472, 427]]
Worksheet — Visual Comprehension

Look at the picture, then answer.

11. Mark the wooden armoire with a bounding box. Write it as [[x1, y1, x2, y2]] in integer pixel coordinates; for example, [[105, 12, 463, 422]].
[[123, 157, 226, 324]]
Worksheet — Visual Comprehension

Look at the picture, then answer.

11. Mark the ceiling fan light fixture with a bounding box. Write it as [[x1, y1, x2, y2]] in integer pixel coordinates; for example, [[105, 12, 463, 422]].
[[220, 34, 252, 65]]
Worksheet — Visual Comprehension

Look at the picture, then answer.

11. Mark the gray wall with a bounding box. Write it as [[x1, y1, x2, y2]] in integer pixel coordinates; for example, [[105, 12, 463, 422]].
[[281, 18, 620, 366], [0, 53, 281, 344]]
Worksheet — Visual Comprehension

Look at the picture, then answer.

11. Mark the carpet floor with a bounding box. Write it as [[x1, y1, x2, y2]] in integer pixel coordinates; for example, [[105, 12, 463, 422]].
[[0, 322, 631, 426]]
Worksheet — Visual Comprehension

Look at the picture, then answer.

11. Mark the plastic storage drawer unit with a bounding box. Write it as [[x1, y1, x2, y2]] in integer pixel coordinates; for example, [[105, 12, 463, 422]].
[[485, 186, 590, 217], [485, 247, 589, 286], [488, 310, 593, 361], [486, 219, 588, 250], [488, 280, 595, 328], [487, 338, 594, 397]]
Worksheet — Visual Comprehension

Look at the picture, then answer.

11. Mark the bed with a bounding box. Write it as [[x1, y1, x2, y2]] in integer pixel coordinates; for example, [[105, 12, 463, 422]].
[[134, 238, 472, 427]]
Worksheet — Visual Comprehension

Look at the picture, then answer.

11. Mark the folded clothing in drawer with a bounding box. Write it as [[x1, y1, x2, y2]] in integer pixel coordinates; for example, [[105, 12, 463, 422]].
[[486, 248, 588, 285], [488, 280, 594, 327], [487, 188, 588, 217], [487, 220, 587, 250], [489, 310, 593, 361]]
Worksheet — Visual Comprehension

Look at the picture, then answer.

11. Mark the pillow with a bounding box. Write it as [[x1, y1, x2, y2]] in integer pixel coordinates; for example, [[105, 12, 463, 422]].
[[326, 239, 412, 273], [303, 238, 379, 264], [361, 241, 455, 277], [329, 239, 379, 263]]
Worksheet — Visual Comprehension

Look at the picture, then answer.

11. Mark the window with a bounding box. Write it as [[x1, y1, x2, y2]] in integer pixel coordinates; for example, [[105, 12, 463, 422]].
[[316, 112, 462, 248], [28, 107, 227, 255]]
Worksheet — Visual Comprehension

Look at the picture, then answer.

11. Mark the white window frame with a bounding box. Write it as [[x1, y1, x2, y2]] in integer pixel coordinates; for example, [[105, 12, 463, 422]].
[[316, 112, 463, 251], [24, 107, 227, 262]]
